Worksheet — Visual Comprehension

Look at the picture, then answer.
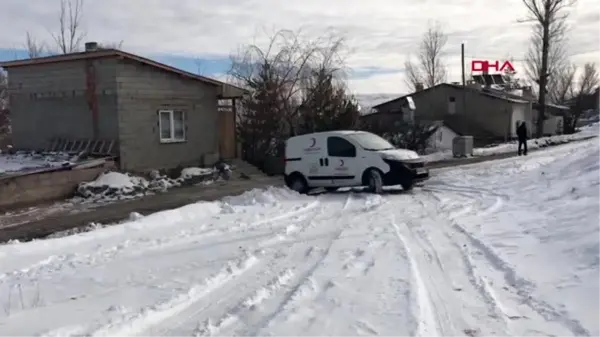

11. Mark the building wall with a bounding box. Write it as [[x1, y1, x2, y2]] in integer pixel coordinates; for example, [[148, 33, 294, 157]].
[[6, 58, 119, 151], [543, 116, 564, 136], [375, 85, 530, 140], [115, 58, 220, 171]]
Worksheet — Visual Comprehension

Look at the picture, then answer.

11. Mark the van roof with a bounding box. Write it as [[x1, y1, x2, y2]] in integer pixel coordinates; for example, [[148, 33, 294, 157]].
[[288, 130, 368, 140]]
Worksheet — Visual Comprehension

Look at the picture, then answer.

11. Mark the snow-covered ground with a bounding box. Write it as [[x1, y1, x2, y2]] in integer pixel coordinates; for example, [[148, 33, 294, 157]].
[[0, 139, 598, 336], [422, 122, 599, 162]]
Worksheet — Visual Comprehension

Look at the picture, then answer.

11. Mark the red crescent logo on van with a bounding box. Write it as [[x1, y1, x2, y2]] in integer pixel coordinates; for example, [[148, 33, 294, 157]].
[[309, 137, 316, 147]]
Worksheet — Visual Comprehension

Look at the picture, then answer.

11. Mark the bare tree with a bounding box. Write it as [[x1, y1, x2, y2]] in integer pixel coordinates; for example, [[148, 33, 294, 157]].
[[228, 29, 357, 170], [521, 0, 577, 137], [524, 22, 569, 103], [25, 32, 45, 58], [230, 29, 347, 136], [51, 0, 86, 54], [563, 63, 599, 133], [0, 70, 9, 137], [404, 22, 448, 91], [0, 70, 7, 110], [26, 0, 123, 56], [403, 61, 423, 92], [548, 62, 577, 104]]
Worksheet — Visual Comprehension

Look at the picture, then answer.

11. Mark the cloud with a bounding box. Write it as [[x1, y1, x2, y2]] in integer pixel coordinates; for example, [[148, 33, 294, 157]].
[[0, 0, 598, 94]]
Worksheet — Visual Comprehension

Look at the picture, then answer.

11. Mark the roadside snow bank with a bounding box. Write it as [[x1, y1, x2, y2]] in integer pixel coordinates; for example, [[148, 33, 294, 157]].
[[477, 126, 598, 156], [0, 186, 306, 252], [423, 123, 599, 162]]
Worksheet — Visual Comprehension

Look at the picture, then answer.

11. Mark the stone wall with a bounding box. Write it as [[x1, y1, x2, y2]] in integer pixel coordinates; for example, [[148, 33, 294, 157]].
[[0, 162, 115, 211]]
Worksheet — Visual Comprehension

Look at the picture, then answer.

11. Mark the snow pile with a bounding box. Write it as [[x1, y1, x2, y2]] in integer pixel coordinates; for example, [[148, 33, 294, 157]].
[[75, 167, 219, 203], [75, 172, 150, 202], [180, 167, 213, 179], [423, 123, 599, 162], [222, 186, 307, 208], [0, 151, 73, 175]]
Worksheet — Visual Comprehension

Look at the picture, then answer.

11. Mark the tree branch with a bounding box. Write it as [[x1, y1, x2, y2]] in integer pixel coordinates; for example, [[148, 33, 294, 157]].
[[404, 21, 447, 90]]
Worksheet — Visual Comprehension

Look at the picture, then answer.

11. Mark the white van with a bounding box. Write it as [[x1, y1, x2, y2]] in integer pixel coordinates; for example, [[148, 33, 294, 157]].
[[284, 130, 429, 194]]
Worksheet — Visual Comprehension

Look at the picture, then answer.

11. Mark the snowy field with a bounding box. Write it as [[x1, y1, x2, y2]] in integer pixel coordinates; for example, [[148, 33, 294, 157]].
[[0, 139, 598, 336]]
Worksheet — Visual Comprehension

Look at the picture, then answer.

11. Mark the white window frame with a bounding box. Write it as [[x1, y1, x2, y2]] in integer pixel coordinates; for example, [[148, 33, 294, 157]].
[[158, 109, 186, 143]]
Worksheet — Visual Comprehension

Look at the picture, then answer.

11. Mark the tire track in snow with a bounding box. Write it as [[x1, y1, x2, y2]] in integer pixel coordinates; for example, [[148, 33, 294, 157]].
[[421, 185, 588, 336], [423, 181, 510, 223], [0, 198, 321, 284], [452, 223, 591, 336], [388, 192, 515, 336], [257, 207, 407, 336], [200, 195, 387, 336], [133, 193, 364, 336], [390, 219, 440, 337], [194, 195, 358, 336], [84, 252, 261, 337], [35, 193, 326, 337], [243, 194, 385, 336], [135, 197, 332, 336]]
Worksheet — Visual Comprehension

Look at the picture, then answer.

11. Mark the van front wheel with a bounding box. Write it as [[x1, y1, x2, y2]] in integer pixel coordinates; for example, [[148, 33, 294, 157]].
[[286, 174, 309, 194], [401, 180, 414, 191], [365, 169, 383, 194]]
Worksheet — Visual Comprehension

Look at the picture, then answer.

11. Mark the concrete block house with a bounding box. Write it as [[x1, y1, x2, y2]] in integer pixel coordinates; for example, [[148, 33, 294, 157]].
[[0, 42, 245, 172], [368, 83, 537, 147]]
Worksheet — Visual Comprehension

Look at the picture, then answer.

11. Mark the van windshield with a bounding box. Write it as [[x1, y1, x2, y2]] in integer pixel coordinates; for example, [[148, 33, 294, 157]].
[[350, 133, 395, 151]]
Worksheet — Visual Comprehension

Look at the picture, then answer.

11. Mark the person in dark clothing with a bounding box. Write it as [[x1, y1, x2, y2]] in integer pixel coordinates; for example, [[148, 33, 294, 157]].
[[517, 121, 528, 156]]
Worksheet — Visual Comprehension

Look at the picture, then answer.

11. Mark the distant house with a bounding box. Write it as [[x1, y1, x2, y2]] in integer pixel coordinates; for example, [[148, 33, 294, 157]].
[[565, 87, 600, 112], [0, 42, 245, 172], [426, 121, 460, 152], [367, 82, 571, 146], [367, 83, 534, 147], [532, 102, 568, 136]]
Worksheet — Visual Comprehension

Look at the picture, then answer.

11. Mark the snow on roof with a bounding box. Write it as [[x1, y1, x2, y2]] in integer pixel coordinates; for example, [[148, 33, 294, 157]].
[[0, 152, 72, 175]]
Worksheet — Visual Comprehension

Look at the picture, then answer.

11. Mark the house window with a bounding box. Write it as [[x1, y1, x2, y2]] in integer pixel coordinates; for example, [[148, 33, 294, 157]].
[[159, 110, 186, 143]]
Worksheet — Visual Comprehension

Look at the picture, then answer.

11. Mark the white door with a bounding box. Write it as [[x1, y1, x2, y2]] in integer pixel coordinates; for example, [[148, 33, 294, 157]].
[[323, 136, 360, 187]]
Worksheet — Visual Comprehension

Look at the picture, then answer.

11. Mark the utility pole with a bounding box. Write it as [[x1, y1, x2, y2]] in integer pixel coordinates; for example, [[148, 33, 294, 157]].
[[461, 43, 468, 132], [461, 43, 466, 86]]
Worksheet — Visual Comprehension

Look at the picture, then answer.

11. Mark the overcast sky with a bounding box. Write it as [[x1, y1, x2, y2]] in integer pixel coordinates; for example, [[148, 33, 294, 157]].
[[0, 0, 598, 96]]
